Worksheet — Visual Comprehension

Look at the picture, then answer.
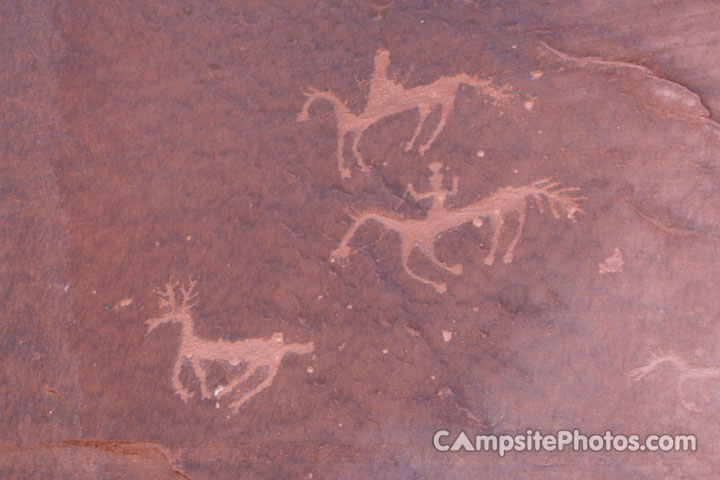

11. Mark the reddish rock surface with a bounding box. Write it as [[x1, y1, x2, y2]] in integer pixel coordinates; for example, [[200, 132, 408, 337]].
[[3, 1, 720, 478]]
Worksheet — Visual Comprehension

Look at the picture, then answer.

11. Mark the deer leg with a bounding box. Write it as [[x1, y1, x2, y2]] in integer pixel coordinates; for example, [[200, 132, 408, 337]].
[[191, 357, 212, 399], [484, 212, 504, 266], [216, 362, 259, 399], [351, 130, 370, 173], [419, 102, 450, 156], [400, 237, 446, 293], [404, 106, 430, 152], [172, 356, 193, 402], [502, 209, 526, 264], [229, 363, 281, 413]]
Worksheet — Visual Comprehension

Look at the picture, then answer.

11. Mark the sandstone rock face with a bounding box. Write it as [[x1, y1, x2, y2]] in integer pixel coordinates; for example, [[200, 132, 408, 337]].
[[3, 1, 720, 478]]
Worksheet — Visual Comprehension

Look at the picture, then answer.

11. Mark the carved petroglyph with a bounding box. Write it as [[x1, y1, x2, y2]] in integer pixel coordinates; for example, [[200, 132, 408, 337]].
[[630, 352, 720, 412], [145, 279, 314, 413], [297, 49, 511, 178], [598, 248, 624, 274], [540, 41, 718, 126], [330, 162, 584, 292]]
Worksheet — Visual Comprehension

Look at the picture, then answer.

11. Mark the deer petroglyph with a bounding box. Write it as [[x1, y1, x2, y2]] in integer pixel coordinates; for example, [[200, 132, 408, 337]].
[[330, 162, 585, 293], [297, 49, 511, 178], [145, 279, 314, 413], [630, 352, 720, 412]]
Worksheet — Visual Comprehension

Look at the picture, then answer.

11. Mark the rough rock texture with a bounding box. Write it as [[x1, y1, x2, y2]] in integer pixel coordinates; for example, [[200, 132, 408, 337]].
[[3, 0, 720, 478]]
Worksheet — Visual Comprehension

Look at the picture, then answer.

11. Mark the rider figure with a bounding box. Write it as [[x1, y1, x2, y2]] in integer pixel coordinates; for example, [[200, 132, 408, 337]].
[[367, 49, 402, 107], [406, 162, 459, 213]]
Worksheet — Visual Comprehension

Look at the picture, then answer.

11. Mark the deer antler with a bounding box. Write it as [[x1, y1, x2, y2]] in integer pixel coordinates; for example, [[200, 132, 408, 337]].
[[155, 278, 197, 313], [178, 278, 198, 310], [145, 278, 198, 333], [155, 282, 177, 314]]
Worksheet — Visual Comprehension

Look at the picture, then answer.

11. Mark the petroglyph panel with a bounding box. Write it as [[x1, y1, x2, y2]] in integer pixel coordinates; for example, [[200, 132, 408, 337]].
[[7, 0, 720, 478]]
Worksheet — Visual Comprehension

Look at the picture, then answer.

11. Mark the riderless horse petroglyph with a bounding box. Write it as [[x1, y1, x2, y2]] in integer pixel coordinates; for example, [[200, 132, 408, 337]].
[[145, 279, 314, 413], [330, 162, 585, 293], [297, 49, 511, 178], [630, 352, 720, 412]]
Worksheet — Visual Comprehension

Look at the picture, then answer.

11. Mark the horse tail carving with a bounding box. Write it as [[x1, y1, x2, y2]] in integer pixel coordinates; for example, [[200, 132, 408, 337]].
[[297, 87, 350, 122]]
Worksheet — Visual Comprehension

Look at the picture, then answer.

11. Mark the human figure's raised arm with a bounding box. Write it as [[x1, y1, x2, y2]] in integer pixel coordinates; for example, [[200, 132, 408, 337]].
[[406, 183, 433, 202]]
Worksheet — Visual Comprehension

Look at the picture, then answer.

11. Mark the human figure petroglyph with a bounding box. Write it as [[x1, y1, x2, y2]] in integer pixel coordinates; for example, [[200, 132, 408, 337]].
[[330, 162, 584, 293], [145, 279, 314, 413], [297, 49, 511, 178], [630, 352, 720, 412]]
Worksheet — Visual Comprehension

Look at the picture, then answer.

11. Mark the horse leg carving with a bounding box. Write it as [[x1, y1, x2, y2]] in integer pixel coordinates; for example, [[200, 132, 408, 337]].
[[484, 212, 504, 266], [351, 130, 370, 172], [400, 238, 446, 293], [420, 238, 462, 275], [419, 101, 451, 156], [404, 105, 430, 152], [331, 214, 388, 261], [503, 209, 526, 264], [337, 129, 351, 179]]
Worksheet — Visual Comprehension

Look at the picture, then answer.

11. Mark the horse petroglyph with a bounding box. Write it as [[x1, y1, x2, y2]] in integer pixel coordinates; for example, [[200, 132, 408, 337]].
[[145, 279, 314, 413], [297, 49, 511, 178], [630, 352, 720, 412], [330, 162, 585, 293]]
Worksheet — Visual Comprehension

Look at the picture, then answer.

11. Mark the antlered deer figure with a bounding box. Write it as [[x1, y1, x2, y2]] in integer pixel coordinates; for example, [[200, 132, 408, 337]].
[[145, 279, 314, 413]]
